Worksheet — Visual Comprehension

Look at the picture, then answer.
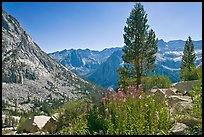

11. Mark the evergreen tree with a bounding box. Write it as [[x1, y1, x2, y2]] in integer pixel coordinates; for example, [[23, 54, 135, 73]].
[[180, 36, 197, 81], [117, 3, 158, 89]]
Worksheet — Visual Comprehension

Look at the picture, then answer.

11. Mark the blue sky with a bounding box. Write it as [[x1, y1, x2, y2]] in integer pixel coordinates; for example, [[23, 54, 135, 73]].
[[2, 2, 202, 53]]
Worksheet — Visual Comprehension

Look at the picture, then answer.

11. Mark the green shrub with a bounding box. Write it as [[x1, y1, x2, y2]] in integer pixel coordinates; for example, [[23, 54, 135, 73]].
[[87, 87, 172, 135], [141, 74, 171, 92], [55, 99, 91, 133], [16, 117, 27, 133], [184, 124, 202, 135], [180, 67, 198, 81], [177, 66, 202, 135], [60, 114, 89, 135]]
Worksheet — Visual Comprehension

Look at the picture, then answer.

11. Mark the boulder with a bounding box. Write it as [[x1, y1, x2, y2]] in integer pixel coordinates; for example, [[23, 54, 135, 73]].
[[154, 88, 166, 100], [164, 88, 177, 97], [170, 123, 188, 135], [168, 95, 192, 107], [150, 87, 158, 94], [172, 80, 198, 94], [42, 116, 57, 133], [174, 101, 193, 114], [21, 115, 57, 133]]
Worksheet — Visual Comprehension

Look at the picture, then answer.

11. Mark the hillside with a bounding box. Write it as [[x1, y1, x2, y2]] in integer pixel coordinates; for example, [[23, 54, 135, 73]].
[[2, 10, 103, 111]]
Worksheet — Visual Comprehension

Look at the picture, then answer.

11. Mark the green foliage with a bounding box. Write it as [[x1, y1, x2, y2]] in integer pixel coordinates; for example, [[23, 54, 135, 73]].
[[117, 66, 137, 90], [184, 124, 202, 135], [56, 99, 91, 133], [141, 74, 172, 92], [2, 100, 9, 109], [50, 85, 176, 135], [188, 65, 202, 119], [86, 87, 172, 135], [175, 65, 202, 135], [16, 117, 27, 133], [60, 114, 89, 135], [4, 116, 9, 127], [180, 66, 198, 81], [180, 36, 197, 81], [118, 2, 158, 88]]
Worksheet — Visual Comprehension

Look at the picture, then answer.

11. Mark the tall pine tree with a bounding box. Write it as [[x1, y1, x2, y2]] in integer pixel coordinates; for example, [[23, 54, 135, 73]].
[[180, 36, 197, 81], [117, 3, 158, 89]]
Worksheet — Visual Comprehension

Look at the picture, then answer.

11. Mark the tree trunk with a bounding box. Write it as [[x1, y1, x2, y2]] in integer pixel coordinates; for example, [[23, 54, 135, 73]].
[[135, 59, 141, 89]]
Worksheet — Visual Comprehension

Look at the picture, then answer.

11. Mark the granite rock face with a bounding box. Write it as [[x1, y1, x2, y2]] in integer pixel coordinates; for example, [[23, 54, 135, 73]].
[[2, 10, 103, 105]]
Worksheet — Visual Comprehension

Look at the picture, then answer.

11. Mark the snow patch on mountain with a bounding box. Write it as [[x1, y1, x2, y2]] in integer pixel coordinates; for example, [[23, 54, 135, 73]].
[[161, 65, 180, 71], [173, 56, 182, 62], [156, 53, 166, 61], [165, 51, 183, 56], [195, 49, 202, 54], [82, 58, 86, 65], [119, 61, 124, 67]]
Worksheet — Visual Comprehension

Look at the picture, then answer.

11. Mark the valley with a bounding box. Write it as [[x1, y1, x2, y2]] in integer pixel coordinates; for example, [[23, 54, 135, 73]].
[[2, 2, 202, 135]]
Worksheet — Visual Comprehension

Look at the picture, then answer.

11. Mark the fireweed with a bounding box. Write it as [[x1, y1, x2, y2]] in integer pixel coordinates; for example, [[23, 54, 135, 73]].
[[88, 85, 172, 135], [59, 85, 172, 135]]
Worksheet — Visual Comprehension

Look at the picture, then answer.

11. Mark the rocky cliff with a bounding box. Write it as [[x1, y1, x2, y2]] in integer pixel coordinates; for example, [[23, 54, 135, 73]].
[[2, 10, 103, 105]]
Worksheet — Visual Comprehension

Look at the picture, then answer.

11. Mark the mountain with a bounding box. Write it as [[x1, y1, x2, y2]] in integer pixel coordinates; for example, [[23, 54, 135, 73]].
[[49, 39, 202, 88], [2, 10, 103, 106], [155, 39, 202, 82], [87, 50, 123, 88], [48, 47, 122, 76]]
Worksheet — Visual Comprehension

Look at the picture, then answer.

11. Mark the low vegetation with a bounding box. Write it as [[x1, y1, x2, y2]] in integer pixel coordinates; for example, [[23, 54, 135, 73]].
[[55, 85, 173, 135], [141, 74, 171, 92]]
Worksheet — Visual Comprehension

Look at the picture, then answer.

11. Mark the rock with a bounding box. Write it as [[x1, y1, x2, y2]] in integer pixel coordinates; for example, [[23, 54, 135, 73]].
[[176, 115, 202, 126], [153, 88, 166, 100], [164, 88, 177, 97], [2, 10, 103, 107], [170, 123, 188, 135], [172, 80, 198, 94], [174, 101, 193, 114], [150, 87, 158, 94], [4, 130, 17, 135], [11, 116, 21, 123], [21, 115, 57, 133], [168, 95, 192, 107], [51, 113, 60, 121], [42, 116, 58, 133]]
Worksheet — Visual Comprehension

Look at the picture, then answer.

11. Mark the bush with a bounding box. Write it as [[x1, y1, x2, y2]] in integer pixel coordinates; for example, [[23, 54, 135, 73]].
[[184, 124, 202, 135], [60, 114, 89, 135], [176, 65, 202, 135], [180, 67, 198, 81], [141, 74, 171, 92], [16, 117, 27, 133], [53, 86, 173, 135], [56, 99, 91, 133], [87, 86, 172, 135]]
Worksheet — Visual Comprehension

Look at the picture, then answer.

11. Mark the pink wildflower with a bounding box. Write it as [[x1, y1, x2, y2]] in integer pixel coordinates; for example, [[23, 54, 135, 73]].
[[113, 94, 117, 101], [118, 90, 122, 95], [123, 97, 126, 102]]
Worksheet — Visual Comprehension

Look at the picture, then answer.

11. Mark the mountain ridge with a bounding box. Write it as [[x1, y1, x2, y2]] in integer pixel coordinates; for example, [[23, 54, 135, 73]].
[[2, 10, 103, 107], [48, 39, 202, 88]]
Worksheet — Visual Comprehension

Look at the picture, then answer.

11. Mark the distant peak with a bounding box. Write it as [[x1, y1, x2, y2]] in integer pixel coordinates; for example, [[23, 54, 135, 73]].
[[158, 39, 165, 42]]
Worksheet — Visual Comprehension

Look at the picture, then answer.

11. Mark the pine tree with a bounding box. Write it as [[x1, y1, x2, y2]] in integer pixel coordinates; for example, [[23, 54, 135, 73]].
[[180, 36, 197, 81], [118, 3, 158, 89]]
